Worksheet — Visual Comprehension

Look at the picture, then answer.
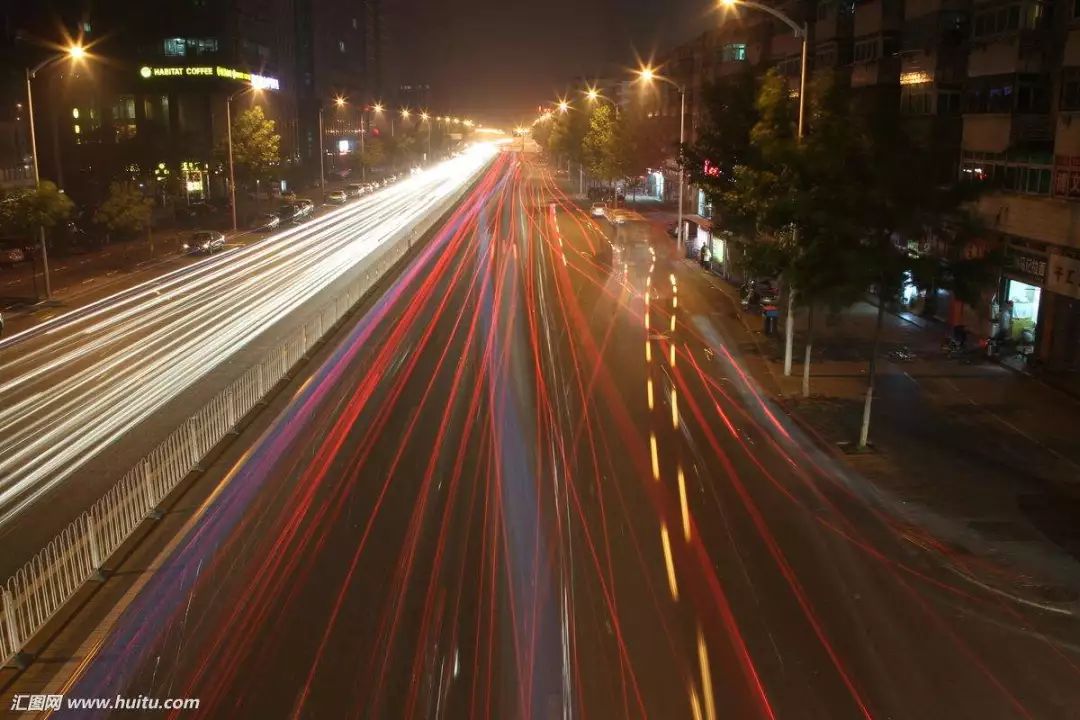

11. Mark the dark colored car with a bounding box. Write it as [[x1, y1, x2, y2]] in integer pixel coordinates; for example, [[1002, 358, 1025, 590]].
[[182, 230, 226, 254], [0, 239, 29, 268]]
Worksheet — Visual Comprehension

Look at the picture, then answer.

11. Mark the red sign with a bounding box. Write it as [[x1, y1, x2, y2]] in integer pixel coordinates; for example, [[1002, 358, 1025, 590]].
[[703, 159, 721, 177]]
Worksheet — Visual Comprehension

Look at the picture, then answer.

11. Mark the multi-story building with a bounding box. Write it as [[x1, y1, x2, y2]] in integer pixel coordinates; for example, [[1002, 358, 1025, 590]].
[[653, 0, 1080, 373], [2, 0, 383, 206]]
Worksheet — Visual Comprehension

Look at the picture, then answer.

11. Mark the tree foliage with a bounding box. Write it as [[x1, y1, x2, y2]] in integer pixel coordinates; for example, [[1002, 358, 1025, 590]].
[[223, 106, 280, 184], [582, 104, 629, 183], [0, 181, 74, 237], [94, 182, 154, 238], [360, 137, 386, 169]]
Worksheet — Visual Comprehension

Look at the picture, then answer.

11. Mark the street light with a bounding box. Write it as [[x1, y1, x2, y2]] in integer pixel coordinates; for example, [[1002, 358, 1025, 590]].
[[420, 111, 432, 162], [720, 0, 808, 377], [25, 43, 87, 299], [225, 84, 261, 233], [557, 99, 570, 114], [636, 65, 687, 250]]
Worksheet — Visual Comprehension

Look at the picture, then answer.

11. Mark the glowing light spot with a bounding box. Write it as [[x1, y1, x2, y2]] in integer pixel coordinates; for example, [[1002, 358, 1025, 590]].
[[650, 432, 659, 480], [669, 313, 676, 333], [678, 466, 691, 541], [645, 311, 650, 330], [645, 342, 652, 363], [661, 523, 679, 600], [698, 628, 717, 720], [671, 388, 679, 430], [669, 343, 676, 367], [645, 291, 650, 304], [647, 378, 654, 410], [669, 273, 677, 286]]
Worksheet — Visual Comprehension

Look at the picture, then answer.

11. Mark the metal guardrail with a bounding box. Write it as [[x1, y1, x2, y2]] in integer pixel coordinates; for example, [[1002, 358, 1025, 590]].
[[0, 174, 478, 668]]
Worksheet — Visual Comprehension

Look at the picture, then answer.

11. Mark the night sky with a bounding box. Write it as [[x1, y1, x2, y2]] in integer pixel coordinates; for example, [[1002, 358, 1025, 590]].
[[386, 0, 709, 127]]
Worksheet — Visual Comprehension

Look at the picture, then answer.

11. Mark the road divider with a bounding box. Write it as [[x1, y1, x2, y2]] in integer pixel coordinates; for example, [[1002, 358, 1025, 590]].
[[0, 151, 494, 669]]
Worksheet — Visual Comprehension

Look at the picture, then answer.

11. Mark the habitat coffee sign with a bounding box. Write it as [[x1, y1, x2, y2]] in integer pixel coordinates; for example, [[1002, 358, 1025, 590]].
[[139, 65, 280, 90]]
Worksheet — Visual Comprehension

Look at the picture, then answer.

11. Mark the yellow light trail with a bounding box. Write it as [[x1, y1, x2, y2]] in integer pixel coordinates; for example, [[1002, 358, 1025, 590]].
[[650, 431, 659, 481], [671, 387, 679, 430], [698, 628, 717, 720], [678, 466, 691, 541], [647, 378, 654, 410], [661, 523, 679, 601]]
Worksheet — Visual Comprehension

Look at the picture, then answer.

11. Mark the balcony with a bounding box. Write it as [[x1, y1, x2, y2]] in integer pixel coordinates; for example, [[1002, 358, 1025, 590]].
[[852, 55, 901, 86], [962, 113, 1052, 153], [968, 30, 1049, 77], [900, 47, 967, 86], [814, 2, 854, 42]]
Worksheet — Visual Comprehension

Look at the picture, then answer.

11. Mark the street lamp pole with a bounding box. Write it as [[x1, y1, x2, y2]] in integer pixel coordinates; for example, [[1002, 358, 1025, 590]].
[[24, 46, 86, 299], [637, 69, 687, 251], [318, 105, 326, 201], [24, 68, 49, 299], [360, 108, 366, 182], [722, 0, 808, 376]]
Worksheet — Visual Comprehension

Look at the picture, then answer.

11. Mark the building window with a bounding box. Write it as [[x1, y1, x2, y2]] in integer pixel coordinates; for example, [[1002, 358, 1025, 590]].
[[338, 40, 346, 53], [853, 39, 878, 63], [1062, 69, 1080, 110], [163, 38, 186, 56], [938, 89, 961, 115], [961, 150, 1051, 195], [112, 95, 137, 141], [965, 79, 1015, 113], [187, 38, 218, 56], [352, 17, 358, 29], [816, 0, 834, 20], [81, 21, 92, 33], [816, 46, 837, 68], [972, 5, 1021, 38], [721, 43, 747, 62], [901, 84, 934, 114]]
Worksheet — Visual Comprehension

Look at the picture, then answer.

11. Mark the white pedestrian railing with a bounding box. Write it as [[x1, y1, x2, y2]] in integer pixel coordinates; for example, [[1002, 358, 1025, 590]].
[[0, 176, 476, 668]]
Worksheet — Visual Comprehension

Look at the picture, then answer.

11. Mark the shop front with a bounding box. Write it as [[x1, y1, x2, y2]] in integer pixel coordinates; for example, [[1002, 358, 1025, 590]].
[[684, 215, 728, 276], [998, 242, 1047, 364]]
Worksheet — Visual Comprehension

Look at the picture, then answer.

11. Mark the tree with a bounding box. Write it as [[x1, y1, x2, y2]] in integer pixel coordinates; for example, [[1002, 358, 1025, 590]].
[[94, 182, 154, 244], [359, 137, 386, 171], [549, 107, 589, 168], [582, 104, 629, 185], [220, 106, 280, 185], [531, 118, 553, 152], [0, 181, 74, 239]]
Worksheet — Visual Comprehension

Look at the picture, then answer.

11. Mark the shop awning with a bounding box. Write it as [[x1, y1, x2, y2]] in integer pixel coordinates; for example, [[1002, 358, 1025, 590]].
[[684, 214, 713, 231]]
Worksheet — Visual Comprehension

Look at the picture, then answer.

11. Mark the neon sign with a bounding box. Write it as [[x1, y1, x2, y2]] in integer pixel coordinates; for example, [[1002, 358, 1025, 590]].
[[139, 65, 280, 90], [703, 159, 721, 177]]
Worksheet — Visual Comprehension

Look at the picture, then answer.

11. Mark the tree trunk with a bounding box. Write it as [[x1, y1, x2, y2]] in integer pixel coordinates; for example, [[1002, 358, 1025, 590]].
[[858, 288, 887, 449], [783, 280, 795, 376], [802, 302, 814, 398]]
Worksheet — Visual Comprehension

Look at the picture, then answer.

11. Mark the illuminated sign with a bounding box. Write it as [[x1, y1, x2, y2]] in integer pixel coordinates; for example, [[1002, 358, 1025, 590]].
[[138, 65, 280, 90], [899, 71, 933, 86], [703, 159, 721, 177]]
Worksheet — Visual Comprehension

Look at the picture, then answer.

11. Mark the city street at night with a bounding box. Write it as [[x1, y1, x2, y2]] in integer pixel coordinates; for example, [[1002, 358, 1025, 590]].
[[4, 151, 1078, 718], [5, 0, 1080, 717]]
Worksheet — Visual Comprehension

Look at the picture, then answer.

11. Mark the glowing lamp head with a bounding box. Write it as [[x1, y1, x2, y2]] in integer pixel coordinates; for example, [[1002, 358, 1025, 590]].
[[334, 96, 346, 107], [401, 108, 410, 118], [558, 100, 570, 113], [638, 67, 657, 83], [372, 102, 384, 114], [585, 87, 600, 102], [421, 111, 429, 120], [67, 44, 86, 60], [720, 0, 738, 7]]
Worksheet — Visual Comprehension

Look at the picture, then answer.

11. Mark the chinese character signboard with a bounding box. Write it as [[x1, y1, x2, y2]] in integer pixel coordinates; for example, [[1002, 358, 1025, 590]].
[[1006, 246, 1047, 286], [1047, 254, 1080, 301], [1053, 155, 1080, 199]]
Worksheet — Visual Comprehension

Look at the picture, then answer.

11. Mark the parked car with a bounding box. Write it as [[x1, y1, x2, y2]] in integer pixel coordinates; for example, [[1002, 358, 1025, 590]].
[[281, 189, 297, 202], [327, 189, 348, 204], [590, 202, 607, 217], [277, 203, 301, 223], [254, 213, 280, 232], [182, 230, 226, 254], [346, 183, 365, 198], [295, 199, 315, 218], [0, 240, 29, 268]]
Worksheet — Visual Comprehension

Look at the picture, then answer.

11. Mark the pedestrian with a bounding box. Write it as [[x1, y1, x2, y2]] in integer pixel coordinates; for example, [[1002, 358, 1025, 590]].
[[999, 300, 1014, 340]]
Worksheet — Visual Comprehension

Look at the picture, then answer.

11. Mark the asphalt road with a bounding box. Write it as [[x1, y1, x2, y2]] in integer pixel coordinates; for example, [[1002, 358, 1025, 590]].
[[23, 153, 1080, 719], [0, 146, 495, 578]]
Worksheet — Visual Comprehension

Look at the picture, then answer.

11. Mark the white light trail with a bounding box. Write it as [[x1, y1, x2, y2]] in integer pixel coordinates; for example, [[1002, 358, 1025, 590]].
[[0, 146, 497, 528]]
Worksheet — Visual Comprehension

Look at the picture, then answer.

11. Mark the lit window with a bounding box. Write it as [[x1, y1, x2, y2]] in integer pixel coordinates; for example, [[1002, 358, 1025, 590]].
[[352, 17, 358, 29], [163, 38, 186, 56], [721, 43, 747, 62], [338, 40, 346, 53]]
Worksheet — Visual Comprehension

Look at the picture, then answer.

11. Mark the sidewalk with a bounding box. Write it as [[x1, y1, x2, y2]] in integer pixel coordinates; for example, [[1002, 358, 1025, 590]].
[[637, 207, 1080, 604]]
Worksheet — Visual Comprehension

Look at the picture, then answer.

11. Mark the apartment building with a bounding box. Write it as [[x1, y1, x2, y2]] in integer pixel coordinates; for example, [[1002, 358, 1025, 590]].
[[656, 0, 1080, 372]]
